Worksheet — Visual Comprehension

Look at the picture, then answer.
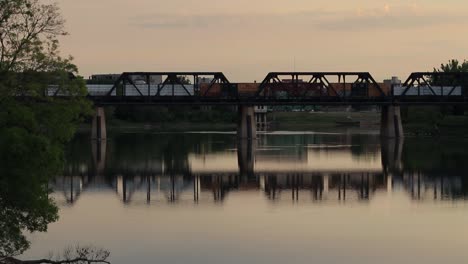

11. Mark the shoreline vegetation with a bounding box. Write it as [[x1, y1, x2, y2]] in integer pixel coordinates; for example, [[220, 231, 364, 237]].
[[80, 109, 468, 136]]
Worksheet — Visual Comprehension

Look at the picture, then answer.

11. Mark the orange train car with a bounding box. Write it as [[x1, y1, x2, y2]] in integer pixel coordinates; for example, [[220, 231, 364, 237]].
[[200, 82, 391, 97], [330, 82, 391, 97], [199, 83, 260, 97]]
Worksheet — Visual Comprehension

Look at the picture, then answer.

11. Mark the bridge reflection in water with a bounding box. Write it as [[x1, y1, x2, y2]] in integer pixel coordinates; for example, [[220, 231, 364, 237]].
[[51, 133, 468, 205]]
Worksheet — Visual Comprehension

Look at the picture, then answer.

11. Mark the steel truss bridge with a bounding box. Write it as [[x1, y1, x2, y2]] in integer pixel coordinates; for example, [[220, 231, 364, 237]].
[[69, 71, 468, 105]]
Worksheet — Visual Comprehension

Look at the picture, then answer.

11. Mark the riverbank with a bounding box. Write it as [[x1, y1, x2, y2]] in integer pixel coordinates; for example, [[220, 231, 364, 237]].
[[269, 111, 380, 131], [79, 111, 381, 134], [79, 110, 468, 136], [78, 118, 236, 133]]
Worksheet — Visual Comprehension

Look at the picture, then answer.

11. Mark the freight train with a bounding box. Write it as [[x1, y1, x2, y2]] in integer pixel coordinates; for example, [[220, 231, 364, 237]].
[[59, 81, 463, 98]]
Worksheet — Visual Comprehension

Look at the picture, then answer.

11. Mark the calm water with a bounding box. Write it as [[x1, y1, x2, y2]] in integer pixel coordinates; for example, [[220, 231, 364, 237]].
[[22, 131, 468, 264]]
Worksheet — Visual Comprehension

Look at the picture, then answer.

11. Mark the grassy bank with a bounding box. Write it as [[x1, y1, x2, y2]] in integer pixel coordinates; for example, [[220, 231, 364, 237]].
[[269, 111, 380, 131], [79, 109, 468, 136], [402, 106, 468, 136], [404, 115, 468, 136], [79, 111, 381, 133], [79, 118, 236, 133]]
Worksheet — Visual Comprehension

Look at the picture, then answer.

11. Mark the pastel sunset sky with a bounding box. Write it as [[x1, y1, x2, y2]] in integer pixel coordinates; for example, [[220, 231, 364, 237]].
[[56, 0, 468, 81]]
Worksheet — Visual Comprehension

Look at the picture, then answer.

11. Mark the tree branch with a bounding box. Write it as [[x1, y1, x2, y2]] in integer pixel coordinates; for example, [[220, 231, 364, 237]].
[[3, 256, 111, 264]]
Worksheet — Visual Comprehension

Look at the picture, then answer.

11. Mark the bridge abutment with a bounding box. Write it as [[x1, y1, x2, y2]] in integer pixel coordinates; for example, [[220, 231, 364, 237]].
[[238, 106, 257, 139], [380, 105, 404, 138], [91, 106, 107, 141]]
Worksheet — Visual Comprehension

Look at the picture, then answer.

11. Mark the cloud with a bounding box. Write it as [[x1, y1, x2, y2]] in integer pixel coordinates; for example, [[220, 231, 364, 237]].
[[130, 5, 468, 32], [320, 5, 468, 31], [131, 14, 266, 29], [131, 11, 330, 30], [384, 4, 390, 14]]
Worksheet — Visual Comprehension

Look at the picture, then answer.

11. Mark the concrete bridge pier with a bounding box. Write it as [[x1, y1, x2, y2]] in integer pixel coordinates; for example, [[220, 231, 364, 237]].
[[91, 140, 107, 178], [238, 106, 257, 140], [381, 138, 404, 191], [381, 138, 404, 173], [380, 105, 404, 138], [92, 106, 107, 141], [237, 139, 256, 178]]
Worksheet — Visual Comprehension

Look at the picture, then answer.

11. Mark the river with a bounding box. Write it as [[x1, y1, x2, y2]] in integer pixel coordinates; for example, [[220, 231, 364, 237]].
[[22, 131, 468, 264]]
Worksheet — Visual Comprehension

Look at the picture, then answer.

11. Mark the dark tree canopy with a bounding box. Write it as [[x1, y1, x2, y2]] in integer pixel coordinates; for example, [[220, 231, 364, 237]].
[[0, 0, 89, 100], [435, 59, 468, 73], [433, 59, 468, 115], [0, 0, 97, 262], [0, 0, 91, 143], [0, 0, 68, 73]]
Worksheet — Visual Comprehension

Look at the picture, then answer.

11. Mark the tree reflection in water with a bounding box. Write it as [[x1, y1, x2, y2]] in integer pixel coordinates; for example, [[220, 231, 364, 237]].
[[0, 129, 111, 263], [0, 128, 60, 258]]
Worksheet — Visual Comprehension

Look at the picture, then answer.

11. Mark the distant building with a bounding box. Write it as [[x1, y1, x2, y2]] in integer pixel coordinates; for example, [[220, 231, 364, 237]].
[[255, 106, 268, 131], [383, 76, 402, 86]]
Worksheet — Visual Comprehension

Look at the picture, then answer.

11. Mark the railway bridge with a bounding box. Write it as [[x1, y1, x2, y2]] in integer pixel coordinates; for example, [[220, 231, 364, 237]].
[[48, 71, 468, 140]]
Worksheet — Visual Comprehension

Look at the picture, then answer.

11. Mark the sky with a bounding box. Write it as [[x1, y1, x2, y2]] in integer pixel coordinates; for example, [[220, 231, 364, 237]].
[[56, 0, 468, 82]]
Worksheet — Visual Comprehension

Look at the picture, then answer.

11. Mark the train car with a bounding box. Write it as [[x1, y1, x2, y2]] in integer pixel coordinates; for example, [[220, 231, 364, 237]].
[[88, 84, 195, 97], [237, 83, 260, 97], [199, 83, 229, 97], [87, 84, 115, 96], [264, 83, 325, 98], [198, 82, 392, 99], [199, 83, 260, 98], [329, 82, 391, 98], [392, 85, 462, 96]]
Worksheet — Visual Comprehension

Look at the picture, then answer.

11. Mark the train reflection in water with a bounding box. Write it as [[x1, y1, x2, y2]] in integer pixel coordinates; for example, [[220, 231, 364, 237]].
[[50, 133, 468, 206]]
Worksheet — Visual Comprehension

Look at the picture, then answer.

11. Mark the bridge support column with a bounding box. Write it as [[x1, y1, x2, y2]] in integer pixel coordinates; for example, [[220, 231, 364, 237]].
[[238, 106, 257, 139], [381, 138, 404, 175], [92, 140, 107, 179], [380, 105, 403, 138], [92, 106, 107, 141], [238, 139, 256, 178]]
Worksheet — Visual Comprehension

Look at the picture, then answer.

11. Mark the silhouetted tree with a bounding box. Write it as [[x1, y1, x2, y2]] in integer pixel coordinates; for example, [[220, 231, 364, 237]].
[[0, 0, 102, 262], [433, 59, 468, 115], [434, 59, 468, 73], [1, 245, 110, 264]]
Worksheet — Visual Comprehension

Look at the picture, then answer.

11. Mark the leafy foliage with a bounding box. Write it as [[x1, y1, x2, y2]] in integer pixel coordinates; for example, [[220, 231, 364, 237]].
[[0, 126, 60, 257], [434, 59, 468, 73], [434, 59, 468, 115], [0, 0, 68, 73], [0, 0, 92, 259]]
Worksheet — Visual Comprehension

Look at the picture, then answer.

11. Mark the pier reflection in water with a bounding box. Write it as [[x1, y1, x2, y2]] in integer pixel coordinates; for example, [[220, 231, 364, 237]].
[[51, 132, 468, 206]]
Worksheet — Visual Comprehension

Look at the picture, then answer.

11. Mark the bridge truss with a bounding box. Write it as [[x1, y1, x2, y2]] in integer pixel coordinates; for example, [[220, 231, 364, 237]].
[[58, 71, 468, 105], [105, 72, 230, 97], [400, 72, 468, 97], [255, 72, 386, 100]]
